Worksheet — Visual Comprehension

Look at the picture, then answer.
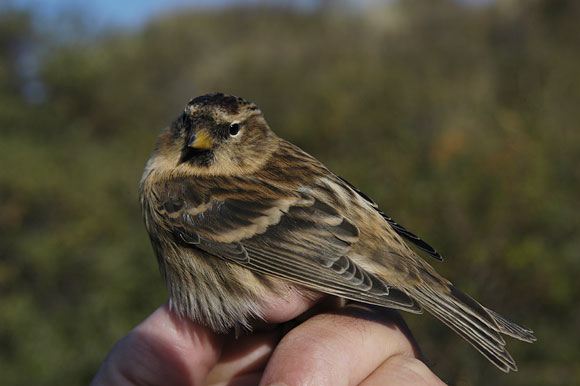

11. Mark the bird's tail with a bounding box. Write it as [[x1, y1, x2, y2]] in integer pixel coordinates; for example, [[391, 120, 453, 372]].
[[408, 283, 536, 372]]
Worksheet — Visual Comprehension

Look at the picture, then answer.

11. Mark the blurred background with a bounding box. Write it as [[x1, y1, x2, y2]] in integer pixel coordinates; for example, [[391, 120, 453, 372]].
[[1, 0, 579, 384]]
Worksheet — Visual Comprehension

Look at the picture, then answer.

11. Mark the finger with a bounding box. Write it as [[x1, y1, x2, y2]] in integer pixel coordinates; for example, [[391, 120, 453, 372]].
[[259, 304, 421, 386], [360, 356, 446, 386], [208, 297, 347, 384], [258, 285, 325, 324], [91, 304, 225, 386], [206, 329, 281, 385]]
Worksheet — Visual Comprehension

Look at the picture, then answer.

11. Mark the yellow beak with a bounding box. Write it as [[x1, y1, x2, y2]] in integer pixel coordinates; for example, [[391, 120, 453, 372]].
[[188, 130, 213, 150]]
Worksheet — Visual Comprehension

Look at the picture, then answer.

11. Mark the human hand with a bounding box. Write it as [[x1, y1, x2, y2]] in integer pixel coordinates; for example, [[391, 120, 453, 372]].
[[91, 299, 445, 386]]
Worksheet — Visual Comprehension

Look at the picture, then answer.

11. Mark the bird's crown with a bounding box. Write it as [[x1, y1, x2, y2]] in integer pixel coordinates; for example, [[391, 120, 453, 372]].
[[187, 93, 259, 115]]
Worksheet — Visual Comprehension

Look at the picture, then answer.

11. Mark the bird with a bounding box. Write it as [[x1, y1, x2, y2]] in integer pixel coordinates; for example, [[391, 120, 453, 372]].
[[139, 92, 535, 372]]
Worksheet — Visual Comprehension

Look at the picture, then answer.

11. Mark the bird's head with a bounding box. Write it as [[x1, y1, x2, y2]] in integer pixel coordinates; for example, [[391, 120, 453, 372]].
[[153, 93, 278, 176]]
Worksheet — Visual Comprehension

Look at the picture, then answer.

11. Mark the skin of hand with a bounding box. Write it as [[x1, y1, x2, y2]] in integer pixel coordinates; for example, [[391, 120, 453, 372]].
[[139, 93, 534, 373], [91, 298, 446, 386]]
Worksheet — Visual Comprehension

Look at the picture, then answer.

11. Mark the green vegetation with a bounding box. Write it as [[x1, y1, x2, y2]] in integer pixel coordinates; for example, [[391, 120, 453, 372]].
[[1, 0, 578, 384]]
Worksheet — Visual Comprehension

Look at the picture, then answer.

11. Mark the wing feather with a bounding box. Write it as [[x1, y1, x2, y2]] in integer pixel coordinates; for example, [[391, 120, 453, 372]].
[[336, 175, 443, 261], [151, 178, 420, 312]]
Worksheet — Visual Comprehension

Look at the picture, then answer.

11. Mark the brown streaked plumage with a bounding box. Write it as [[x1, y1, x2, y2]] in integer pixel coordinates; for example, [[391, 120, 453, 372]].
[[140, 93, 535, 372]]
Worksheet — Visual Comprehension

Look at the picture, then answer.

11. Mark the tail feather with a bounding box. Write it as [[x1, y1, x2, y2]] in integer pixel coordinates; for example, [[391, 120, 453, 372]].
[[409, 284, 535, 372], [485, 307, 537, 343]]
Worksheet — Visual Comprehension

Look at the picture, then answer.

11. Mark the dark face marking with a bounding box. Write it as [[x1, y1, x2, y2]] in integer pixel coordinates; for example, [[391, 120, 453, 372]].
[[169, 113, 188, 142], [180, 143, 214, 167]]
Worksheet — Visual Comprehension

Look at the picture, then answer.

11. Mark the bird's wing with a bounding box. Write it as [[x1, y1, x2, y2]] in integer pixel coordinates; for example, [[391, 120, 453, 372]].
[[336, 175, 443, 261], [150, 176, 420, 312]]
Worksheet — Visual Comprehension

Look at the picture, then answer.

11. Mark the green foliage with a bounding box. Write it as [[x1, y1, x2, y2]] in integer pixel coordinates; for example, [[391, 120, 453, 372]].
[[1, 0, 579, 384]]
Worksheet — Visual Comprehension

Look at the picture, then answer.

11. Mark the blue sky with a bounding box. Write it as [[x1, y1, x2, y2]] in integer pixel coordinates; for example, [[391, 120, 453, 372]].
[[9, 0, 232, 28], [7, 0, 319, 29], [8, 0, 493, 30]]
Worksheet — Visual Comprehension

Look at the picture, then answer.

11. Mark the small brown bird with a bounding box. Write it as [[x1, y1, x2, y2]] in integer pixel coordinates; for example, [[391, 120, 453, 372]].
[[140, 93, 535, 372]]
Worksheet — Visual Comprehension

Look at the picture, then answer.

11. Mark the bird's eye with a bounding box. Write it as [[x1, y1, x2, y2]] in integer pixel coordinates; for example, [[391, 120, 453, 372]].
[[229, 123, 240, 137]]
